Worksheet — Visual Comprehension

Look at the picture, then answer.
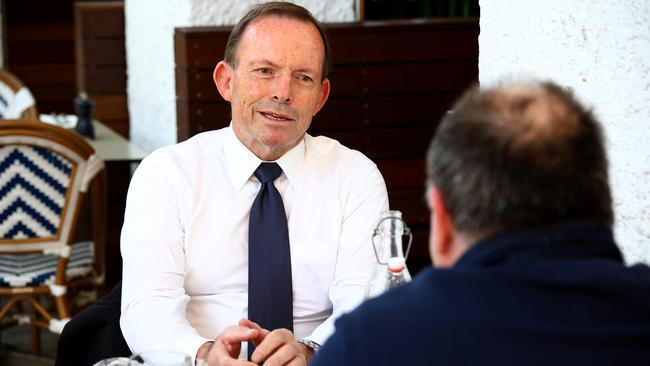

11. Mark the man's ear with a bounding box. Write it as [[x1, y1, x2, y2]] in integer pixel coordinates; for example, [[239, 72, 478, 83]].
[[429, 186, 456, 268], [214, 61, 233, 102], [312, 78, 330, 116]]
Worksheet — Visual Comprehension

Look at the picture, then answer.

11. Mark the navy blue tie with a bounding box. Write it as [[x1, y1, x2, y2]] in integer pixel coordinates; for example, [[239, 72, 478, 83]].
[[248, 162, 293, 359]]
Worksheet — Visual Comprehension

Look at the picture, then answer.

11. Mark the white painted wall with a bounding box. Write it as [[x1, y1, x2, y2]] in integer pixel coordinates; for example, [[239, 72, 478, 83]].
[[479, 0, 650, 264], [125, 0, 355, 153]]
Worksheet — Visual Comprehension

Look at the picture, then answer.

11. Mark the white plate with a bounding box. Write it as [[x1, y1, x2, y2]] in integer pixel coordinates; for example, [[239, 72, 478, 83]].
[[39, 113, 78, 129]]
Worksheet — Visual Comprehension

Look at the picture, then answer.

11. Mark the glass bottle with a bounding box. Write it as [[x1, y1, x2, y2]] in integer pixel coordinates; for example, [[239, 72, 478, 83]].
[[365, 210, 412, 299]]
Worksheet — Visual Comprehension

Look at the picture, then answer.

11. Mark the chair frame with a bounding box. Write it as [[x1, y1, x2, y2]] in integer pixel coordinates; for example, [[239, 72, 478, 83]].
[[0, 69, 39, 119], [0, 120, 106, 350]]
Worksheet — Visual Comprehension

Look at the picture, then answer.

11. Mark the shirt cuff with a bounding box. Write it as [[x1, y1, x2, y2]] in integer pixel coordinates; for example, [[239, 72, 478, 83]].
[[174, 334, 213, 365], [304, 318, 335, 348]]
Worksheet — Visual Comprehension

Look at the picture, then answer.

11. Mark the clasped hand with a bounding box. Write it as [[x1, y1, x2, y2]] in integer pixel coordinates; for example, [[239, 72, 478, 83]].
[[197, 319, 313, 366]]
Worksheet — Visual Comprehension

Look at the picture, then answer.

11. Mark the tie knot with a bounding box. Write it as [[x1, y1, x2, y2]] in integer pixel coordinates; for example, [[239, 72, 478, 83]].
[[254, 162, 282, 183]]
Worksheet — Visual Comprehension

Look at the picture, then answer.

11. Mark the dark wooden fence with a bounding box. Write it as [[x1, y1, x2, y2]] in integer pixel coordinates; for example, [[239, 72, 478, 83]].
[[74, 1, 129, 138], [4, 0, 76, 115], [175, 18, 479, 274]]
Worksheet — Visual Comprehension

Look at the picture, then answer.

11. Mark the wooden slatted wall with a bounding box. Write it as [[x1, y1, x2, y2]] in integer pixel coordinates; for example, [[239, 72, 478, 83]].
[[5, 0, 76, 115], [175, 19, 479, 274], [74, 1, 129, 138]]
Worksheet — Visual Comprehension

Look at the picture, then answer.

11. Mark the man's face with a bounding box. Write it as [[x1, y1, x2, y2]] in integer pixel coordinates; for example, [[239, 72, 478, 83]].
[[214, 16, 330, 161]]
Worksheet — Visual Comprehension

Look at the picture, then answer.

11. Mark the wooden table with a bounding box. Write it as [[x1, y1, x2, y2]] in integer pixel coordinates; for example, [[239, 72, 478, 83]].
[[86, 121, 147, 162]]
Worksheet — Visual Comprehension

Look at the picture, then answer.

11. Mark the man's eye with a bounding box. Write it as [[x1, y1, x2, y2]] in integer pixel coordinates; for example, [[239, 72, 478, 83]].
[[300, 75, 313, 82], [256, 68, 272, 75]]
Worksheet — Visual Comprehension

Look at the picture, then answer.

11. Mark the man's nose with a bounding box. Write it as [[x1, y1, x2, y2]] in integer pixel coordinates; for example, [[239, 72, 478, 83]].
[[272, 74, 292, 104]]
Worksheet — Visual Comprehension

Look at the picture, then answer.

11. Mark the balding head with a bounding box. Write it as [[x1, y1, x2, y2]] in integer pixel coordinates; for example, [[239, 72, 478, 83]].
[[426, 81, 613, 240]]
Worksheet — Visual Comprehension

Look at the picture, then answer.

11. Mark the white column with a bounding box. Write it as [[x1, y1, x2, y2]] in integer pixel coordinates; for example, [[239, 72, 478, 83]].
[[479, 0, 650, 264], [125, 0, 191, 153], [125, 0, 355, 153]]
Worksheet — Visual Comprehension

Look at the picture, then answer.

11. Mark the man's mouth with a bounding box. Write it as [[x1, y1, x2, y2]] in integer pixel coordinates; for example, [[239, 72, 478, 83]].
[[259, 111, 293, 122]]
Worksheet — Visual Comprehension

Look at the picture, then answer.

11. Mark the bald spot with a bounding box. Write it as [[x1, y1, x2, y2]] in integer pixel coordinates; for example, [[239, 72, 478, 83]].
[[483, 84, 582, 170]]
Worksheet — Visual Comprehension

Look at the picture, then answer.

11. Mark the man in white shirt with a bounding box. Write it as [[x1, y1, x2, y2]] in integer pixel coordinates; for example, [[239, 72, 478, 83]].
[[119, 2, 388, 366]]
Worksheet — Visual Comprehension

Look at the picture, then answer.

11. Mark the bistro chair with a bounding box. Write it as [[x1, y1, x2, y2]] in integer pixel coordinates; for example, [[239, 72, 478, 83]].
[[0, 119, 106, 351], [0, 69, 38, 120]]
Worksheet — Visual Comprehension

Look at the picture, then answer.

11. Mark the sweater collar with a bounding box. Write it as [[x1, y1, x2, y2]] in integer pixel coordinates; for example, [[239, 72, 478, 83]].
[[454, 221, 623, 269]]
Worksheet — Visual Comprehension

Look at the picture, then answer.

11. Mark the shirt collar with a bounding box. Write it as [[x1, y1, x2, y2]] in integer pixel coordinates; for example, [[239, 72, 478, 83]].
[[223, 124, 305, 191], [275, 135, 305, 189]]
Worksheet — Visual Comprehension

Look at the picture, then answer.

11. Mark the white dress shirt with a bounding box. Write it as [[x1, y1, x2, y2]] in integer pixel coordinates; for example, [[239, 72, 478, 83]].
[[120, 126, 389, 360]]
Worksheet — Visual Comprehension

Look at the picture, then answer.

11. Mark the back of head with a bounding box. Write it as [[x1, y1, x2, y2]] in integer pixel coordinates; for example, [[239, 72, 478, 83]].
[[427, 81, 613, 238], [224, 1, 331, 81]]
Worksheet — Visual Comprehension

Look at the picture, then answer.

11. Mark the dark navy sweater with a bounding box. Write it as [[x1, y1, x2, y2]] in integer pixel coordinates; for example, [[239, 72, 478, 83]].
[[311, 222, 650, 366]]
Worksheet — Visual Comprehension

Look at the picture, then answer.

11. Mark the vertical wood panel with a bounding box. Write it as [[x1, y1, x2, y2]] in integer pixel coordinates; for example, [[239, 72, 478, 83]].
[[74, 1, 128, 138], [6, 4, 76, 114]]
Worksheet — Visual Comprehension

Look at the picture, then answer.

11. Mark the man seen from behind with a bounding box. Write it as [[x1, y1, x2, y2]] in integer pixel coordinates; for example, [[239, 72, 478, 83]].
[[311, 81, 650, 366]]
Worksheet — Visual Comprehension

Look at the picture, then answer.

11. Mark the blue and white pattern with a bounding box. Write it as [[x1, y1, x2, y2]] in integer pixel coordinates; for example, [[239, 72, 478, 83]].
[[0, 145, 73, 239], [0, 240, 94, 287], [0, 82, 13, 119], [0, 83, 36, 119]]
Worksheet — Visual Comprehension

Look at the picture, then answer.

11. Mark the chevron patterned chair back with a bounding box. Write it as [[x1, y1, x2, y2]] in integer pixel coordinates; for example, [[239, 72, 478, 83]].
[[0, 119, 106, 351], [0, 69, 38, 120]]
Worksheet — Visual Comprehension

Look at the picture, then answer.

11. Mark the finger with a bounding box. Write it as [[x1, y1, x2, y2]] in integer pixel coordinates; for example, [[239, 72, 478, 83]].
[[220, 326, 260, 344], [208, 340, 257, 366], [238, 318, 261, 330], [238, 319, 271, 346], [216, 356, 258, 366], [213, 325, 260, 361], [286, 354, 308, 366], [238, 319, 271, 337], [208, 339, 238, 365], [251, 328, 294, 364], [222, 359, 258, 366], [263, 342, 305, 366]]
